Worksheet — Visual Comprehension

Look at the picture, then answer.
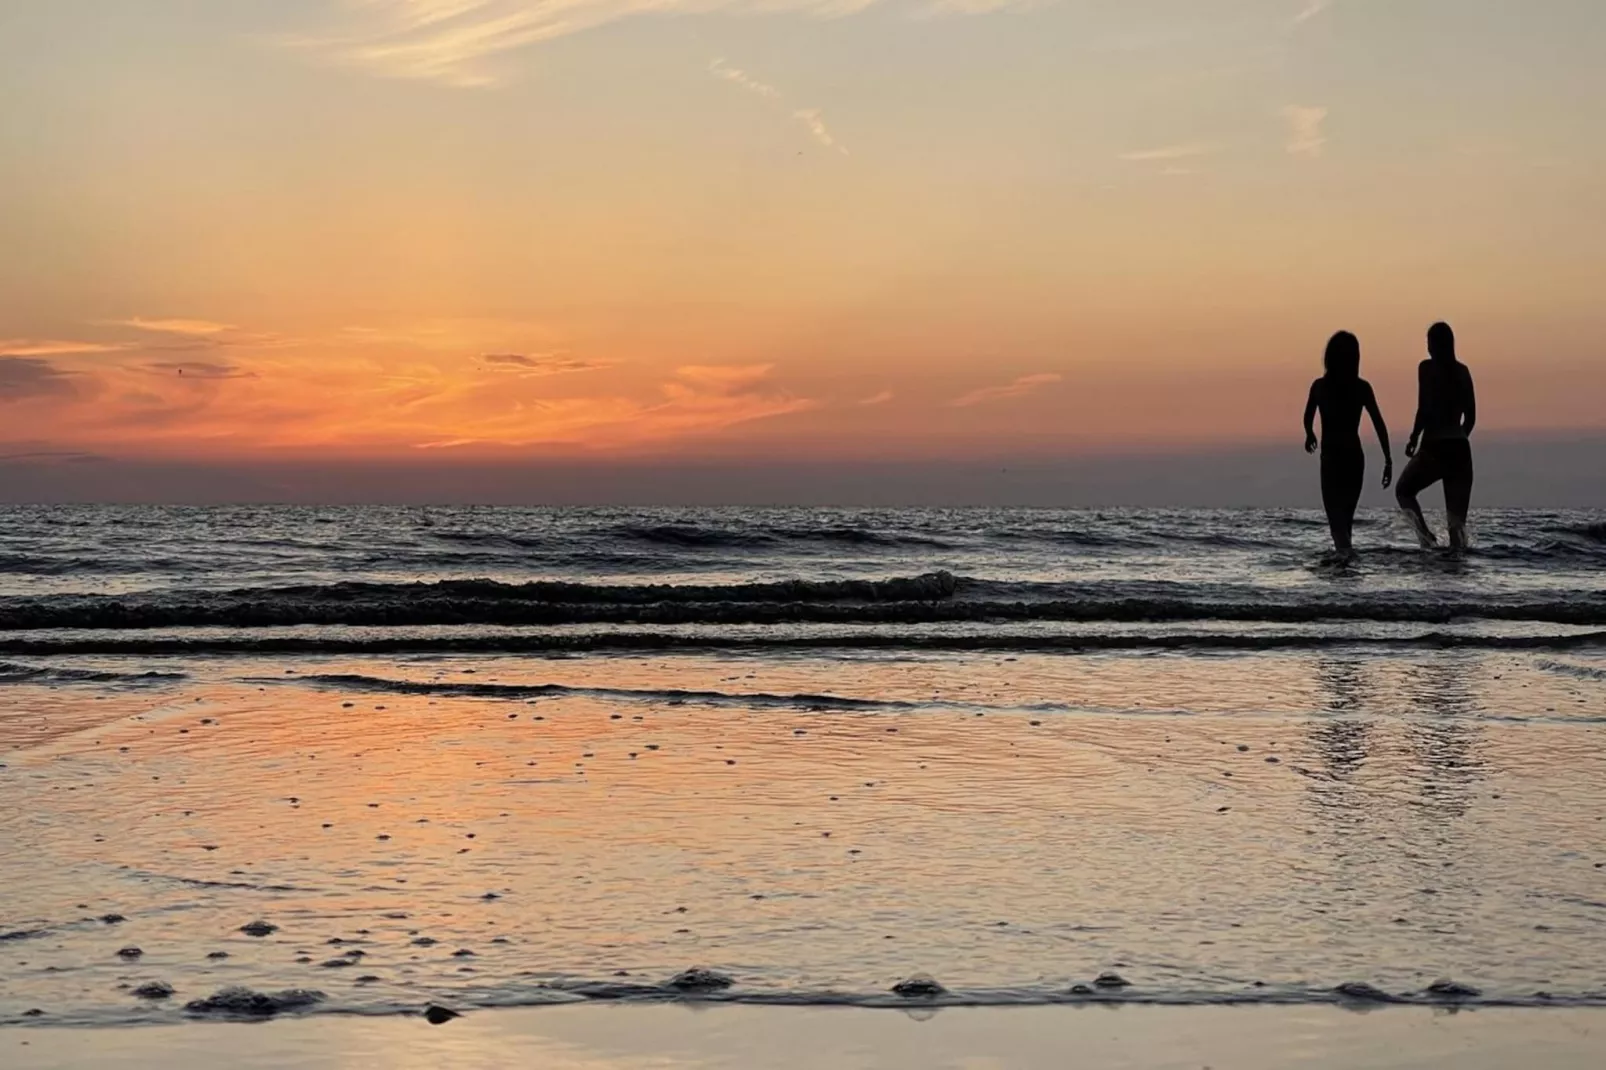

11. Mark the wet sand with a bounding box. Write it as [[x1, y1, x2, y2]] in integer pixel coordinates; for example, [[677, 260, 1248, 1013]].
[[10, 1003, 1606, 1069], [4, 646, 1606, 1025]]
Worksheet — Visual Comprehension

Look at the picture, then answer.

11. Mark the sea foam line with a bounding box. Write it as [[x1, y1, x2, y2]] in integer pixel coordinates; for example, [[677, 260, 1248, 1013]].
[[2, 630, 1603, 658]]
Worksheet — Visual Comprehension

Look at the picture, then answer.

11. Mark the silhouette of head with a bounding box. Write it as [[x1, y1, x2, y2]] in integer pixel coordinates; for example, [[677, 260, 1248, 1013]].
[[1427, 322, 1456, 363], [1324, 331, 1361, 379]]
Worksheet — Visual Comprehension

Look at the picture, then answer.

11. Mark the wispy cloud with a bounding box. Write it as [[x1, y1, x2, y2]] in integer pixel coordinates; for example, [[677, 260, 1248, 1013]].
[[295, 0, 899, 88], [0, 357, 80, 402], [3, 334, 813, 456], [114, 317, 293, 351], [708, 58, 779, 100], [631, 364, 816, 442], [414, 364, 814, 451], [144, 361, 257, 380], [120, 318, 236, 337], [708, 58, 848, 154], [482, 353, 607, 375], [342, 319, 561, 352], [928, 0, 1022, 12], [1292, 0, 1331, 26], [1282, 105, 1328, 158], [1119, 143, 1215, 163], [0, 450, 108, 466], [792, 108, 846, 153], [857, 390, 894, 407], [951, 373, 1061, 408], [0, 339, 130, 358]]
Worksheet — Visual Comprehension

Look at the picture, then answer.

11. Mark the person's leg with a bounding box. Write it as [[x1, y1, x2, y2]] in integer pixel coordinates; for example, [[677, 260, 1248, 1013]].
[[1320, 453, 1349, 551], [1322, 451, 1364, 552], [1395, 449, 1444, 548], [1443, 441, 1474, 549], [1339, 452, 1365, 552]]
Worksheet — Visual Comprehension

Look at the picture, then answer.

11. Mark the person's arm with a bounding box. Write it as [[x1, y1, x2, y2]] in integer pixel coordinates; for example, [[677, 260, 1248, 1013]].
[[1303, 380, 1320, 453], [1461, 366, 1477, 438], [1406, 362, 1428, 457], [1363, 381, 1393, 487]]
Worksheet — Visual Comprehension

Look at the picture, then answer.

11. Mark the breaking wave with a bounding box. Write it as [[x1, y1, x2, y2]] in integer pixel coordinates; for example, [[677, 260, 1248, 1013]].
[[2, 630, 1602, 658], [249, 673, 916, 711], [1, 569, 1604, 630], [0, 661, 187, 685]]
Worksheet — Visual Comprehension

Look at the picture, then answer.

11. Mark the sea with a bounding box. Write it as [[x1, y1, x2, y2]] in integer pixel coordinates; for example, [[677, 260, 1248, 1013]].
[[2, 505, 1604, 1025]]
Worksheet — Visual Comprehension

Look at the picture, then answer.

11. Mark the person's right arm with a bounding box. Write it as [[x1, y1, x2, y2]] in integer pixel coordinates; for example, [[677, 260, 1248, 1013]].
[[1460, 365, 1477, 438], [1303, 380, 1320, 453], [1406, 362, 1428, 457], [1363, 381, 1393, 487]]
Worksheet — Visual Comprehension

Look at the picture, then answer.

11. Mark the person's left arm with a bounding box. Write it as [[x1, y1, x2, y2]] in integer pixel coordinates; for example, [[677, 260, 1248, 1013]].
[[1461, 366, 1477, 437], [1363, 381, 1393, 488], [1303, 380, 1321, 453]]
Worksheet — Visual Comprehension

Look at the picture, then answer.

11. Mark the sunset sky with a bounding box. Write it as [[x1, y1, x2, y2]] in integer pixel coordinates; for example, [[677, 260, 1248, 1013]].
[[1, 1, 1602, 498]]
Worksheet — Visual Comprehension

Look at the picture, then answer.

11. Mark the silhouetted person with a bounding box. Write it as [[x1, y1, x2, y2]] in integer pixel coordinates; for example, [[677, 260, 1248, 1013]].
[[1304, 331, 1392, 553], [1397, 322, 1476, 549]]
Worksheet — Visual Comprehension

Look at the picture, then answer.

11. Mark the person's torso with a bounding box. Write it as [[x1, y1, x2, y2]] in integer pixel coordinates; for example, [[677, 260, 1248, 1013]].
[[1318, 378, 1366, 448], [1421, 361, 1470, 440]]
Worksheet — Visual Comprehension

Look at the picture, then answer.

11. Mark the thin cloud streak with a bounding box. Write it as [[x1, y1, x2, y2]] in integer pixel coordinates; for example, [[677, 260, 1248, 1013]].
[[951, 373, 1061, 408], [120, 318, 236, 336], [792, 108, 846, 153], [113, 317, 295, 351], [1283, 105, 1328, 158], [482, 353, 609, 375], [342, 319, 562, 351], [298, 0, 891, 88], [708, 58, 779, 100], [1292, 0, 1331, 26], [0, 339, 130, 358], [1119, 144, 1214, 162], [709, 58, 848, 154], [144, 361, 257, 380]]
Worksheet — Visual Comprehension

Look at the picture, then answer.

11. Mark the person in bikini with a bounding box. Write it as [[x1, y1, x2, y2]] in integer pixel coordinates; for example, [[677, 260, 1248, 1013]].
[[1304, 331, 1393, 554], [1396, 322, 1477, 549]]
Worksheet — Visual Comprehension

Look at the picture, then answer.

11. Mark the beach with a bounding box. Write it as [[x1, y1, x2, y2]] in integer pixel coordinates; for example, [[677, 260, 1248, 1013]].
[[2, 505, 1604, 1061]]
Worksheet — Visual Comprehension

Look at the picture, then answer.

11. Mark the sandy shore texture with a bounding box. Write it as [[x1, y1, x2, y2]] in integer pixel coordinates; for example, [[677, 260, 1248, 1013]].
[[4, 646, 1606, 1021], [10, 1004, 1606, 1069]]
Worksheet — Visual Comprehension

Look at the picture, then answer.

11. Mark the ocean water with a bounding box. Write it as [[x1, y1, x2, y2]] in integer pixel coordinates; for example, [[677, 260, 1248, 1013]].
[[2, 505, 1605, 1026]]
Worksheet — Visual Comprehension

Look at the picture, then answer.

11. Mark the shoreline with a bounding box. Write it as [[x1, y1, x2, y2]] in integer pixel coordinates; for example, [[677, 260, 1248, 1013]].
[[10, 1003, 1606, 1069], [9, 984, 1604, 1030]]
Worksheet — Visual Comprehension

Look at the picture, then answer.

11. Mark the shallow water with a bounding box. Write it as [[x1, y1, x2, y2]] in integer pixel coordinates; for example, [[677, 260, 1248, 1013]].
[[1, 507, 1604, 1025], [3, 646, 1605, 1024]]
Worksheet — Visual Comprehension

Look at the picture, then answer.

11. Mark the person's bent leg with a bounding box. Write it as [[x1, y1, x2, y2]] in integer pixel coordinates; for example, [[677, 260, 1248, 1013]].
[[1443, 441, 1474, 550], [1395, 452, 1442, 548]]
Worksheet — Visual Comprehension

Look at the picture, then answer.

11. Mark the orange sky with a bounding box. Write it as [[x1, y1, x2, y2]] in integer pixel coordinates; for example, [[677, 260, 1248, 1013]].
[[2, 1, 1603, 466]]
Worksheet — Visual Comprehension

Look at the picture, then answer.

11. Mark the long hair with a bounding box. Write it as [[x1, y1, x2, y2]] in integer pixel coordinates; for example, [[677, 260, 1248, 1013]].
[[1427, 321, 1457, 363], [1324, 331, 1361, 379]]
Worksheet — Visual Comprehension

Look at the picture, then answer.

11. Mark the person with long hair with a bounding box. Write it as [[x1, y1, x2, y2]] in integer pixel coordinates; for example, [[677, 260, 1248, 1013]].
[[1304, 331, 1393, 553], [1397, 322, 1477, 549]]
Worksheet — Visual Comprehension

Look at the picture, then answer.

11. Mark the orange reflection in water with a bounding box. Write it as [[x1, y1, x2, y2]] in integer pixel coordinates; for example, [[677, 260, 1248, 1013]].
[[0, 647, 1604, 1024]]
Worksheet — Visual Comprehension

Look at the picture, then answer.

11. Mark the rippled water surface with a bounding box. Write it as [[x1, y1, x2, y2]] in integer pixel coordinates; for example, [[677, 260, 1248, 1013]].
[[1, 506, 1604, 1025]]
